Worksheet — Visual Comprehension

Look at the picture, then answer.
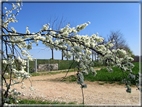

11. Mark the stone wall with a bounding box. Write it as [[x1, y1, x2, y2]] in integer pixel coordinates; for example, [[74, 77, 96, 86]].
[[37, 63, 58, 71]]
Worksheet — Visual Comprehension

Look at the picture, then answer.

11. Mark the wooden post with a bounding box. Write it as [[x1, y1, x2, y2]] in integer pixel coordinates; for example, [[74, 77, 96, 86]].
[[58, 60, 60, 70], [27, 59, 29, 73], [62, 50, 64, 60], [72, 53, 74, 61], [35, 59, 37, 73]]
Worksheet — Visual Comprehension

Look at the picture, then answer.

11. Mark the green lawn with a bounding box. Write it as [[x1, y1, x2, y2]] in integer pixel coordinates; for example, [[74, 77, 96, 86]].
[[18, 98, 77, 105]]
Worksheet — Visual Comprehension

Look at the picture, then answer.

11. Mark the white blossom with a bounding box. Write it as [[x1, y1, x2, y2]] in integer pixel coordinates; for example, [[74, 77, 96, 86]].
[[4, 73, 8, 76], [16, 3, 20, 7], [17, 9, 19, 12], [75, 58, 80, 62], [43, 24, 49, 30], [88, 21, 91, 24], [54, 40, 58, 45], [3, 60, 7, 64], [62, 31, 69, 36], [91, 34, 96, 39], [30, 87, 34, 91], [11, 27, 16, 33], [51, 31, 56, 35], [39, 36, 45, 41], [25, 30, 30, 34]]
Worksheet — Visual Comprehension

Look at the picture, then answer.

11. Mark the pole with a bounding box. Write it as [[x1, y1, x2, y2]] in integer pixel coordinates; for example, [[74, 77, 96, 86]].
[[35, 59, 37, 73]]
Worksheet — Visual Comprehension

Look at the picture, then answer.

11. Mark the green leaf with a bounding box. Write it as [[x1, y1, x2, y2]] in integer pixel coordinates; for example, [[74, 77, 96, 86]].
[[126, 88, 131, 93], [77, 80, 82, 84], [81, 84, 87, 88], [122, 79, 127, 84]]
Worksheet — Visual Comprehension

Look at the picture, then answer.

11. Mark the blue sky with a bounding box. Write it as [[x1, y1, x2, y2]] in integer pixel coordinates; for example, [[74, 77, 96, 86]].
[[3, 2, 140, 59]]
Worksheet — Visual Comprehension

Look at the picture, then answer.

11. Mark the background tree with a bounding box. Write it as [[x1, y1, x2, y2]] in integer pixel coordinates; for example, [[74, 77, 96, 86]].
[[45, 16, 68, 60], [119, 44, 135, 58], [107, 30, 134, 57], [107, 30, 126, 49]]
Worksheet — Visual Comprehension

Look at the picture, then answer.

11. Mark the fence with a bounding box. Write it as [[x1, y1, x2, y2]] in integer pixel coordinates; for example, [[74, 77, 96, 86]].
[[27, 59, 37, 73], [27, 59, 78, 73], [26, 59, 107, 73]]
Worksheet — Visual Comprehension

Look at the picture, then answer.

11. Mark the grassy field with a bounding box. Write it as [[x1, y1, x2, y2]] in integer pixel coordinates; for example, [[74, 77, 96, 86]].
[[60, 62, 139, 85], [16, 98, 86, 107], [18, 98, 77, 105]]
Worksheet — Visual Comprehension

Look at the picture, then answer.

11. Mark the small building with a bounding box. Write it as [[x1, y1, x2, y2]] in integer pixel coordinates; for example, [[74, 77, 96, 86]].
[[131, 55, 142, 63]]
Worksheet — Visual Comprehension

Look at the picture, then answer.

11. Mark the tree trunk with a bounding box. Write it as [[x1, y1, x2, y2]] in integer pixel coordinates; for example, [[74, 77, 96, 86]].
[[51, 48, 54, 59], [62, 50, 63, 60], [73, 54, 74, 61]]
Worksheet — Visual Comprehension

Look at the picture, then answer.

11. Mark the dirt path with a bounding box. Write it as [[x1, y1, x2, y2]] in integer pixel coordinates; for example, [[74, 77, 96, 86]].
[[10, 70, 140, 105]]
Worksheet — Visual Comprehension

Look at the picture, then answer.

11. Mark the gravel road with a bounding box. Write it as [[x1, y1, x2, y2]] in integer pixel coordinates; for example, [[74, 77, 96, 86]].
[[9, 70, 140, 105]]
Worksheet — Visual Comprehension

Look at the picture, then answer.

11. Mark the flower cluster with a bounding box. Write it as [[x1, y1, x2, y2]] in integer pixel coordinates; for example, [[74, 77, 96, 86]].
[[3, 88, 21, 104]]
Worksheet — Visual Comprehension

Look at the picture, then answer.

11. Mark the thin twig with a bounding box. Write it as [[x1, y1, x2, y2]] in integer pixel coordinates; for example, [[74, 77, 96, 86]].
[[61, 61, 75, 81], [28, 78, 32, 87]]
